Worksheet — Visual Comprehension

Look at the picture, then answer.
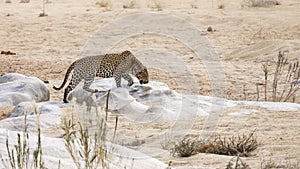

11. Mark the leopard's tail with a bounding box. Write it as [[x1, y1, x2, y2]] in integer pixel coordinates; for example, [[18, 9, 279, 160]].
[[53, 61, 76, 91]]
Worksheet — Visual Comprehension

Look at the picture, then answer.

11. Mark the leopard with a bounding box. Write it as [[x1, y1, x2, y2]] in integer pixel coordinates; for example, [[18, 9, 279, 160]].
[[53, 50, 149, 103]]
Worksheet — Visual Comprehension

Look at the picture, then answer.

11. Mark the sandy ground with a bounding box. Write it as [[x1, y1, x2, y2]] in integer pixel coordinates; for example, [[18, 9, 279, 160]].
[[1, 0, 300, 168]]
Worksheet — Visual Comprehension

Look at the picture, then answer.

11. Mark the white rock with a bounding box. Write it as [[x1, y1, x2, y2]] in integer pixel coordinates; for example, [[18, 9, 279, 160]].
[[69, 79, 209, 123], [232, 100, 300, 111], [0, 102, 62, 132], [0, 73, 26, 83], [0, 112, 61, 132], [0, 74, 49, 107], [10, 101, 61, 117], [228, 109, 259, 116], [0, 128, 169, 169]]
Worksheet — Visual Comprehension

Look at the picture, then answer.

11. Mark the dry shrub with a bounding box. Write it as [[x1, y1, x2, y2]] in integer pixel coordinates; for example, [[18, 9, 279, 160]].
[[171, 137, 200, 157], [172, 131, 258, 157], [258, 51, 300, 102], [198, 131, 258, 157], [242, 0, 280, 7]]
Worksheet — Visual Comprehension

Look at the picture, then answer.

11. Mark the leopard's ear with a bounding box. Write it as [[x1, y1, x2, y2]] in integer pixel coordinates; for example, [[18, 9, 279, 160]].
[[121, 50, 132, 55]]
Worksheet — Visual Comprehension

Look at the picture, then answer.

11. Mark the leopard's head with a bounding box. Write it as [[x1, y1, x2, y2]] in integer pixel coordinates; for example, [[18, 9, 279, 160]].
[[135, 68, 149, 85]]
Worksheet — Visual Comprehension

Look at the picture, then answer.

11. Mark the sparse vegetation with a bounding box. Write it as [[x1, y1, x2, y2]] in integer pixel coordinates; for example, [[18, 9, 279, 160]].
[[96, 1, 109, 7], [96, 1, 112, 11], [257, 51, 300, 102], [242, 0, 280, 7], [260, 158, 300, 169], [191, 4, 197, 9], [191, 0, 197, 9], [150, 0, 162, 11], [226, 156, 250, 169], [123, 1, 135, 9], [20, 0, 30, 3]]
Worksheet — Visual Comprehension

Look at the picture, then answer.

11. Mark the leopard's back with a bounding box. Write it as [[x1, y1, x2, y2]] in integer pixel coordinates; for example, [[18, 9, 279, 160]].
[[96, 52, 129, 78]]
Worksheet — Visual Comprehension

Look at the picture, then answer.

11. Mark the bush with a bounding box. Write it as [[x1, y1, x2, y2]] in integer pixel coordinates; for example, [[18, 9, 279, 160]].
[[171, 131, 258, 158]]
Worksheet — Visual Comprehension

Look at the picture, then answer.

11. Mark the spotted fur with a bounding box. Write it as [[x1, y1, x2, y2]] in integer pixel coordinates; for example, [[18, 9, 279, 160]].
[[53, 50, 148, 103]]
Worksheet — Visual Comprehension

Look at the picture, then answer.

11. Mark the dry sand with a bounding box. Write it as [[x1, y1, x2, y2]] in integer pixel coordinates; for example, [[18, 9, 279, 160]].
[[1, 0, 300, 168]]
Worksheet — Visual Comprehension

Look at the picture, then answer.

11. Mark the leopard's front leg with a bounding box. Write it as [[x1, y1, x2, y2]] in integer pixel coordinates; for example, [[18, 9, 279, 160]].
[[83, 74, 98, 93], [123, 73, 134, 86], [113, 73, 122, 87]]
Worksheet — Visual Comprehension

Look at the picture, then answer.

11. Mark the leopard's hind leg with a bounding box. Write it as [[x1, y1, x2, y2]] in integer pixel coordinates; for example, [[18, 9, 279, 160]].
[[63, 74, 82, 103]]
